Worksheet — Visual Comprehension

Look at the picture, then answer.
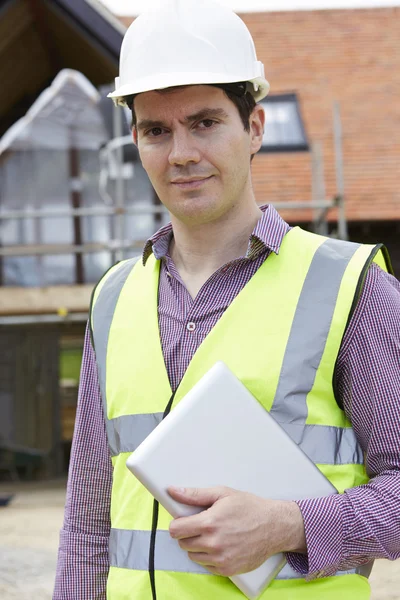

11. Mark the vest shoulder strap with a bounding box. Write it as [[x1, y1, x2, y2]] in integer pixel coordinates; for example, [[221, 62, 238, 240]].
[[333, 242, 393, 410], [89, 255, 141, 350]]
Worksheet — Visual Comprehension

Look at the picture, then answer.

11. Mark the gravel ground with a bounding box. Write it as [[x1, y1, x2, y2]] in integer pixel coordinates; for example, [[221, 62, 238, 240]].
[[0, 481, 399, 599], [0, 481, 64, 600]]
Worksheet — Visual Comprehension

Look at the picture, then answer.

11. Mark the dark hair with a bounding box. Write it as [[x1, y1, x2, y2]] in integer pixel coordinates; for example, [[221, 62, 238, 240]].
[[125, 83, 257, 132]]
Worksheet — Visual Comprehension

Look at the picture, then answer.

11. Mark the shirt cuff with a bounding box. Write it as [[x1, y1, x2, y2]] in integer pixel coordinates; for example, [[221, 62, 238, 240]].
[[286, 494, 344, 579]]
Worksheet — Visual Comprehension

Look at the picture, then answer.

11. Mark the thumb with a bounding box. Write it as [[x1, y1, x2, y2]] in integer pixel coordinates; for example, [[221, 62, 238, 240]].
[[168, 485, 229, 507]]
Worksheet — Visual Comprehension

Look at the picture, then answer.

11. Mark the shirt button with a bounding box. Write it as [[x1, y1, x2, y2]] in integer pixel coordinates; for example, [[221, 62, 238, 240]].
[[187, 322, 196, 332]]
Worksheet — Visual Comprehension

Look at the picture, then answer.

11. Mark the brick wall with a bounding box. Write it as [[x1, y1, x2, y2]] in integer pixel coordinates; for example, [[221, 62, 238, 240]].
[[242, 8, 400, 223], [120, 8, 400, 224]]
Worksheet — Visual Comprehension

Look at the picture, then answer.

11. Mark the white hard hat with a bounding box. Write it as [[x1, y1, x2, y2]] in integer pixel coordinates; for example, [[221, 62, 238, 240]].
[[108, 0, 270, 106]]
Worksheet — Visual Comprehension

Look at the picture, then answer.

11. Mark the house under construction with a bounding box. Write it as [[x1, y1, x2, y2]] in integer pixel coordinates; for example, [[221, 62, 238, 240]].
[[0, 1, 398, 479]]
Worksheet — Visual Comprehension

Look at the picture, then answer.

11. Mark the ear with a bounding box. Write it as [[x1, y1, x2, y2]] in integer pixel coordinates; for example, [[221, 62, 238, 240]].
[[132, 127, 138, 146], [249, 104, 265, 156]]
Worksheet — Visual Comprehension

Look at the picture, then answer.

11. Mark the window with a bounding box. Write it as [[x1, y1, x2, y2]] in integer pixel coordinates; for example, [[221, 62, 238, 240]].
[[260, 93, 308, 153]]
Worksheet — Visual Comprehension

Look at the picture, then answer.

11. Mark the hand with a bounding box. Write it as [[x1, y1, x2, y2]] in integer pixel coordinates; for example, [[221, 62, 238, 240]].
[[168, 486, 306, 577]]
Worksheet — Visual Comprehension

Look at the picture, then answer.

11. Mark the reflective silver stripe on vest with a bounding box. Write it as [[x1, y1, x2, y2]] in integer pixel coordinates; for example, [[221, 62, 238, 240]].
[[270, 238, 360, 427], [280, 422, 363, 465], [92, 257, 140, 454], [100, 412, 363, 464], [109, 528, 368, 580], [109, 413, 164, 455], [92, 238, 363, 463], [110, 528, 209, 575]]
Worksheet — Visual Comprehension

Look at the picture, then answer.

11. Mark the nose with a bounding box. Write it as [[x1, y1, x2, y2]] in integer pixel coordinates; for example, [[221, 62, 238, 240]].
[[168, 128, 201, 167]]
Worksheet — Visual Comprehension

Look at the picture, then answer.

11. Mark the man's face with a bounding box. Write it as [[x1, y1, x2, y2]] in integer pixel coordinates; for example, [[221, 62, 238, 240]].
[[133, 85, 264, 226]]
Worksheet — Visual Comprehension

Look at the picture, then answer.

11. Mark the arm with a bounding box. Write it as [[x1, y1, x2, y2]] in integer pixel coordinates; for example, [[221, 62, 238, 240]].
[[53, 324, 112, 599], [287, 264, 400, 578]]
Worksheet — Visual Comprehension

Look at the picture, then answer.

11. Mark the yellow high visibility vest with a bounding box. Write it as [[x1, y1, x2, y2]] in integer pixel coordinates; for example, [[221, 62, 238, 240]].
[[90, 227, 392, 600]]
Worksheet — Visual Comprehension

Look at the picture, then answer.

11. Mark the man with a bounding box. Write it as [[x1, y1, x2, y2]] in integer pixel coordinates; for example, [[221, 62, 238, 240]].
[[54, 1, 400, 598]]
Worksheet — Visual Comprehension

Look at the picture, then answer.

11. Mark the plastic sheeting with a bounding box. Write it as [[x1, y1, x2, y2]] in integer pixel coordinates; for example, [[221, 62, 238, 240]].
[[0, 70, 164, 287], [0, 70, 108, 153]]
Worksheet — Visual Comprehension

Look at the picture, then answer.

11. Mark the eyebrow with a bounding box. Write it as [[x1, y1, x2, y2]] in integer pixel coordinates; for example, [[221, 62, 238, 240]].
[[136, 108, 229, 133]]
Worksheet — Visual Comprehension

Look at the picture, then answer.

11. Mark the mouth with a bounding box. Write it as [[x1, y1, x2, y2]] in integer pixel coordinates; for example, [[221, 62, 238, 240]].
[[171, 176, 213, 190]]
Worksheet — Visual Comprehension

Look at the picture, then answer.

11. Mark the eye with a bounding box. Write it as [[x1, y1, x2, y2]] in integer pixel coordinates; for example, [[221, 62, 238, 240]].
[[147, 127, 165, 137], [198, 119, 216, 129]]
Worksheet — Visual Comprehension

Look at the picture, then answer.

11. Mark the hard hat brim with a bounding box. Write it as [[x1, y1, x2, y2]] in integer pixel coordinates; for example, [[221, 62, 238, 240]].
[[108, 73, 270, 106]]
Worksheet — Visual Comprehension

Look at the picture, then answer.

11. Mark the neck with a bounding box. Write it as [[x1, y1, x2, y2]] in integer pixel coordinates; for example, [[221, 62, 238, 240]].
[[169, 195, 263, 278]]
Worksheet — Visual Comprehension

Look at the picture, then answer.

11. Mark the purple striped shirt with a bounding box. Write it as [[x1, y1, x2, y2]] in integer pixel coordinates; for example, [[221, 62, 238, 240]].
[[53, 205, 400, 598]]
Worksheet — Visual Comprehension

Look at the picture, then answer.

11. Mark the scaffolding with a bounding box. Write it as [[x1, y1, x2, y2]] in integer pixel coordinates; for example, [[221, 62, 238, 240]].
[[271, 102, 347, 239], [0, 95, 348, 286], [0, 69, 160, 287]]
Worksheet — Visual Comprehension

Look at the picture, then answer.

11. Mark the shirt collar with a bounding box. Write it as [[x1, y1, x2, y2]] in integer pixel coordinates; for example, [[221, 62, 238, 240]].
[[142, 204, 290, 265]]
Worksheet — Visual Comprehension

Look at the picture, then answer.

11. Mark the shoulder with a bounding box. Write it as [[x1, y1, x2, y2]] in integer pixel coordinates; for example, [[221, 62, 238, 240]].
[[341, 263, 400, 355], [353, 263, 399, 325]]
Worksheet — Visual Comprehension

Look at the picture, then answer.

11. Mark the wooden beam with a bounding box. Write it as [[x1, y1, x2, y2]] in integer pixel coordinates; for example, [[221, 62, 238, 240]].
[[24, 0, 62, 73], [0, 241, 144, 256], [0, 284, 93, 316], [0, 0, 32, 55]]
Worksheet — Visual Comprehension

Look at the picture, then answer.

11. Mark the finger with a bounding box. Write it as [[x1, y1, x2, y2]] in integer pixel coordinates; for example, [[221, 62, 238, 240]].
[[168, 486, 228, 507], [187, 551, 216, 567], [203, 565, 220, 575], [177, 535, 206, 552], [169, 512, 210, 539]]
